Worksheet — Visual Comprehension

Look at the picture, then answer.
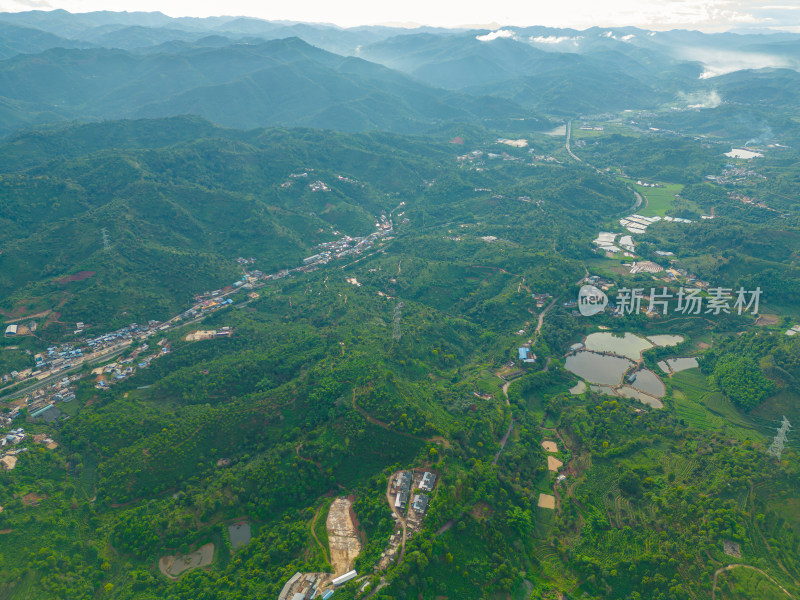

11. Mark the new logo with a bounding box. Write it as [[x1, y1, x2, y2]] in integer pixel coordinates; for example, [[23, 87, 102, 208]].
[[578, 285, 608, 316]]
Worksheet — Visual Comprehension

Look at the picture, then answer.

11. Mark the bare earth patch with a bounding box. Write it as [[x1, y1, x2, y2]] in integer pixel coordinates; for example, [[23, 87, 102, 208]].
[[538, 494, 556, 509], [723, 539, 742, 557], [755, 313, 779, 326], [326, 497, 361, 576], [57, 270, 96, 284], [547, 456, 563, 471], [21, 492, 45, 505], [1, 455, 18, 470], [159, 543, 214, 579], [541, 441, 558, 453]]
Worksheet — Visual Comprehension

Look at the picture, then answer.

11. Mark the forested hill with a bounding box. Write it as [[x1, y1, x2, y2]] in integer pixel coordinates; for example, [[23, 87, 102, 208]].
[[0, 35, 533, 135], [0, 117, 627, 336]]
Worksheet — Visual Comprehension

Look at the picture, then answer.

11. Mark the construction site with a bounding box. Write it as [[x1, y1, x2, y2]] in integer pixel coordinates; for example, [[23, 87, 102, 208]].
[[278, 497, 362, 600], [279, 468, 439, 597]]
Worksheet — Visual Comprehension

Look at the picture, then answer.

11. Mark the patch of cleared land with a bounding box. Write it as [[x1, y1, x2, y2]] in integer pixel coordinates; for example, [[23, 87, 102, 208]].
[[547, 456, 563, 471], [543, 125, 566, 137], [541, 441, 558, 453], [159, 543, 214, 579], [497, 138, 528, 147], [538, 493, 556, 509], [570, 380, 587, 394], [326, 498, 361, 576], [185, 330, 216, 341]]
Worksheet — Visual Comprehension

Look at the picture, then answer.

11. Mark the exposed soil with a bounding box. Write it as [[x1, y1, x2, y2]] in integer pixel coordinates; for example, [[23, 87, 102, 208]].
[[542, 441, 558, 453], [538, 494, 556, 509], [326, 498, 361, 576], [158, 543, 214, 579], [21, 492, 45, 506], [57, 271, 96, 284]]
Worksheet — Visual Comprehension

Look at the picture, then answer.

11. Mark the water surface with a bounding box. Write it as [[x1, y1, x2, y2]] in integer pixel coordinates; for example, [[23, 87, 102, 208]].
[[628, 368, 665, 397], [583, 332, 653, 360], [646, 334, 684, 347], [229, 523, 251, 550], [566, 351, 634, 385]]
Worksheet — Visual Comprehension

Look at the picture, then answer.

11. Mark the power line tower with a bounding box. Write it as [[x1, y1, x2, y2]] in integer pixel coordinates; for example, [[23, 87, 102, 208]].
[[767, 416, 791, 460], [101, 227, 110, 251], [392, 302, 404, 342]]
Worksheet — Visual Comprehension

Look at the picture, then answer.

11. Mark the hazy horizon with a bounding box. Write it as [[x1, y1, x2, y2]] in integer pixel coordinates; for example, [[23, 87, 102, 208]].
[[0, 1, 799, 33]]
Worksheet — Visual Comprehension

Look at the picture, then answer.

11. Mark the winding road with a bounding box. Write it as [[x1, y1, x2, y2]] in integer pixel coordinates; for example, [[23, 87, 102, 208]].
[[711, 564, 795, 600]]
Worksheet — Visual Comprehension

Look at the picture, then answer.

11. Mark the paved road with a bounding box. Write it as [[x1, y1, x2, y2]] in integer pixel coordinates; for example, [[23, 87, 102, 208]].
[[565, 120, 582, 163], [0, 342, 131, 403], [535, 297, 558, 336]]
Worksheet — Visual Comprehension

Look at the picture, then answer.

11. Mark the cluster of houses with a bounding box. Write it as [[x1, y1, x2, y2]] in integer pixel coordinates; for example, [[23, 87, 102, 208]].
[[27, 374, 80, 420], [393, 470, 436, 515], [93, 340, 171, 390], [532, 293, 552, 309], [2, 427, 25, 448], [299, 227, 393, 270], [309, 181, 330, 192], [0, 427, 29, 471], [706, 164, 766, 186]]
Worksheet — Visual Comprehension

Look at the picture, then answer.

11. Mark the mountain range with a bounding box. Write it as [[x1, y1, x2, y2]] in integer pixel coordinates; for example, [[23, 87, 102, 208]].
[[0, 10, 797, 135]]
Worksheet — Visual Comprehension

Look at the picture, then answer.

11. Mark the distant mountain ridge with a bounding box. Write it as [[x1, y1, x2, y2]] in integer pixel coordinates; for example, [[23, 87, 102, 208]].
[[0, 36, 535, 134], [0, 10, 797, 134]]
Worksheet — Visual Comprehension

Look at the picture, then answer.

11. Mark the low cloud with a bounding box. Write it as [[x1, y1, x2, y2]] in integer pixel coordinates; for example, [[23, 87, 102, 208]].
[[476, 29, 515, 42], [677, 89, 723, 108]]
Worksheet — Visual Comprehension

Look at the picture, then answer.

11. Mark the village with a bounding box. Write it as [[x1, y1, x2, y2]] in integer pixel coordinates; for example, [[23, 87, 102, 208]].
[[0, 199, 401, 418]]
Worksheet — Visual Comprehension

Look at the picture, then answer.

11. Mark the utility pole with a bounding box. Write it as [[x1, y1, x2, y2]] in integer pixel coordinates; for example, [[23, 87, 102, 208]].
[[767, 416, 791, 461]]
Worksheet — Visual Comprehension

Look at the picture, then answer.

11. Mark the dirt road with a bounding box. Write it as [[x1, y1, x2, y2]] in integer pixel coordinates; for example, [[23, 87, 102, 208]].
[[712, 564, 794, 599], [384, 475, 408, 562], [309, 503, 330, 564]]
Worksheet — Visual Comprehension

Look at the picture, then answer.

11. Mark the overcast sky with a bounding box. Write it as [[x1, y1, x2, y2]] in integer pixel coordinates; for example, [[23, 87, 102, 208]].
[[1, 0, 799, 32]]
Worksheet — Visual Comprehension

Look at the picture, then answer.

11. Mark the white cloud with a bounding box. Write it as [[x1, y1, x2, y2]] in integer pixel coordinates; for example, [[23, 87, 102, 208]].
[[529, 35, 572, 43], [476, 29, 516, 41]]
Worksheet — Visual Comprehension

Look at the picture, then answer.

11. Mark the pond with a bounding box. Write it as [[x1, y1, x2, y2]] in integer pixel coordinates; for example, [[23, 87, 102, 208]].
[[583, 332, 653, 360], [228, 523, 251, 550], [646, 334, 684, 347], [565, 351, 634, 385], [616, 386, 664, 408], [627, 368, 665, 397], [589, 384, 617, 396], [659, 357, 699, 373]]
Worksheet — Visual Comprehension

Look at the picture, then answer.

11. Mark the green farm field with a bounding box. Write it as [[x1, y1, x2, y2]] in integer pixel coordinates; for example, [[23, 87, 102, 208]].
[[618, 178, 685, 217]]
